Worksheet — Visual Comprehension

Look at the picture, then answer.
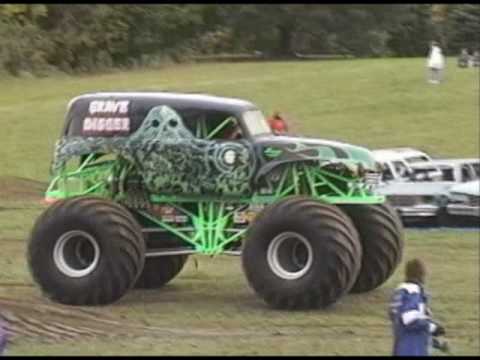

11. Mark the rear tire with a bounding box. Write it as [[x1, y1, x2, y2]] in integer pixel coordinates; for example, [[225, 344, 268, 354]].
[[242, 196, 362, 309], [135, 233, 188, 289], [135, 255, 188, 289], [340, 202, 404, 293], [28, 197, 145, 305]]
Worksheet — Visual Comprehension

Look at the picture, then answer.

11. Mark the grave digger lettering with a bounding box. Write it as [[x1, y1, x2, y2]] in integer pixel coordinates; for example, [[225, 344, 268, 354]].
[[83, 100, 131, 134]]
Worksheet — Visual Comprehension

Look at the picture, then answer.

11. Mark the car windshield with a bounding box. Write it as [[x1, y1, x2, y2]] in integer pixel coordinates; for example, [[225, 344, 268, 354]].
[[242, 110, 272, 136], [406, 155, 430, 163]]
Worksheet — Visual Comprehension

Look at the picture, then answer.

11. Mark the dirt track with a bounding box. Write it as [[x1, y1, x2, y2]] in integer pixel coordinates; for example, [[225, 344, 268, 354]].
[[0, 294, 309, 345]]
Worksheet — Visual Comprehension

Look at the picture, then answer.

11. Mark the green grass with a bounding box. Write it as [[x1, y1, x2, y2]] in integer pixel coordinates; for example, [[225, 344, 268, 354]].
[[0, 58, 478, 355], [0, 57, 478, 181]]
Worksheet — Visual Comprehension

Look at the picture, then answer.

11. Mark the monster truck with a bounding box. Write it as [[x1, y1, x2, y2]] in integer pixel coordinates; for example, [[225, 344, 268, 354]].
[[28, 92, 404, 309]]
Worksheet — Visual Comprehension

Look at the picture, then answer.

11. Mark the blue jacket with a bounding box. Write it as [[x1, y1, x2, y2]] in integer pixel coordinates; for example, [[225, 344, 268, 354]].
[[389, 282, 438, 356], [0, 322, 7, 355]]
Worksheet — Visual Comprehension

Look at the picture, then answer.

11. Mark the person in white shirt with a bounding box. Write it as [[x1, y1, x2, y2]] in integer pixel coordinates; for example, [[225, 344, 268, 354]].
[[426, 41, 445, 84]]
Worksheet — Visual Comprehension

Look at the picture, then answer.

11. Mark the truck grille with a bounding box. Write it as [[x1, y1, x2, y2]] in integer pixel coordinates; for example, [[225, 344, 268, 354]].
[[387, 195, 417, 207]]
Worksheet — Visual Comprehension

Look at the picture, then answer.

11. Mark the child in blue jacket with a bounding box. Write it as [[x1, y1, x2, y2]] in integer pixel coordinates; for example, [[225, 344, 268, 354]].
[[389, 259, 446, 356], [0, 320, 7, 355]]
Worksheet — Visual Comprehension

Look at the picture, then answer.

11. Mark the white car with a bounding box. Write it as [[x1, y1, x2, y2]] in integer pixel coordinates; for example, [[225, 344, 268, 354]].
[[425, 159, 480, 183], [372, 148, 432, 183], [377, 181, 452, 221], [377, 158, 480, 224], [446, 180, 480, 219]]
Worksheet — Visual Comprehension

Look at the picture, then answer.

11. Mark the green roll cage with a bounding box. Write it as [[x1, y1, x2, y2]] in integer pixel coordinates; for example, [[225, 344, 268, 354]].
[[46, 116, 384, 255]]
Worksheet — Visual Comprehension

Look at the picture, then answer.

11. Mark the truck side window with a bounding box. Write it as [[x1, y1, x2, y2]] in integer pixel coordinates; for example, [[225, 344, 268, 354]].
[[182, 110, 244, 140], [207, 116, 244, 140], [471, 163, 480, 178], [382, 164, 394, 181], [461, 165, 473, 182], [441, 168, 454, 181], [393, 161, 409, 178]]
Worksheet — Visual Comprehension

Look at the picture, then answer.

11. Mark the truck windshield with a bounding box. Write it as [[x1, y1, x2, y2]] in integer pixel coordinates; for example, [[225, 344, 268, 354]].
[[242, 110, 272, 136]]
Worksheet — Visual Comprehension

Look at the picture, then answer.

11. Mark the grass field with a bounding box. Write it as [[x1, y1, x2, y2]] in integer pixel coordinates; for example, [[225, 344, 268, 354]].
[[0, 58, 478, 355]]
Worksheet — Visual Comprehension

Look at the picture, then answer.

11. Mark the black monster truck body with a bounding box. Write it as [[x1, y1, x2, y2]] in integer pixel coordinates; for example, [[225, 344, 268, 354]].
[[28, 92, 404, 309]]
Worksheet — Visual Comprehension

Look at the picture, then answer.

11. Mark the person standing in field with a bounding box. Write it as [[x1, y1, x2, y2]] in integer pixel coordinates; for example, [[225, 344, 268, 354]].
[[472, 50, 480, 67], [388, 258, 447, 356], [457, 49, 470, 68], [426, 41, 445, 84]]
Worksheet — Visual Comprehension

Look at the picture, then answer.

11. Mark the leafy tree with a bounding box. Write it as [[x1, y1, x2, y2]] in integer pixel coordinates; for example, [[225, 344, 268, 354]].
[[447, 4, 480, 53], [387, 5, 435, 57]]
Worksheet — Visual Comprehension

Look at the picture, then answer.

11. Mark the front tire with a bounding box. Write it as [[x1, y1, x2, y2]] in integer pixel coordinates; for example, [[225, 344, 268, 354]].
[[242, 196, 362, 309], [28, 197, 145, 305]]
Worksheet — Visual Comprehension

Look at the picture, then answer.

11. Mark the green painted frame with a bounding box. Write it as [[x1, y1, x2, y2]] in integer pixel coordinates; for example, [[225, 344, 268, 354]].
[[45, 116, 384, 255]]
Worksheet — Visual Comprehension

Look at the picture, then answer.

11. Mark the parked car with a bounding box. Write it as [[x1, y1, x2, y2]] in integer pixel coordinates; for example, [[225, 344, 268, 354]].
[[406, 162, 444, 182], [377, 181, 452, 223], [425, 159, 480, 183], [372, 148, 432, 183], [446, 180, 480, 220], [378, 159, 480, 224]]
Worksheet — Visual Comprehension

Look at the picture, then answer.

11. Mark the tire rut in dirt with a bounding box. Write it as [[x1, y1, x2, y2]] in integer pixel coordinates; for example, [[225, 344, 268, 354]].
[[242, 196, 362, 310], [0, 297, 127, 344], [27, 197, 146, 306], [340, 202, 404, 293]]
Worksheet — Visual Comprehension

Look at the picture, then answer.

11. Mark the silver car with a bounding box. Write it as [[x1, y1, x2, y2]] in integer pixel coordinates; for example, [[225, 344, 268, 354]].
[[372, 148, 432, 183], [377, 181, 452, 221], [377, 158, 480, 224], [446, 180, 480, 219]]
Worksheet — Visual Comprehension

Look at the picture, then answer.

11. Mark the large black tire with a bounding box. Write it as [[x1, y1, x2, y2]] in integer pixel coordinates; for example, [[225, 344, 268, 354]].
[[135, 255, 188, 289], [135, 232, 188, 289], [28, 197, 145, 305], [242, 196, 362, 310], [340, 202, 404, 293]]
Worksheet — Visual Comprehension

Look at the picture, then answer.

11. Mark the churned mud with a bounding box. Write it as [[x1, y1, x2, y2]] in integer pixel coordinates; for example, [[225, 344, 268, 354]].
[[0, 176, 46, 205]]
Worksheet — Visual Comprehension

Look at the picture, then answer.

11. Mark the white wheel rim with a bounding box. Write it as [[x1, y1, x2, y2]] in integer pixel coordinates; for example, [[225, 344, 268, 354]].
[[267, 231, 313, 280], [53, 230, 101, 278]]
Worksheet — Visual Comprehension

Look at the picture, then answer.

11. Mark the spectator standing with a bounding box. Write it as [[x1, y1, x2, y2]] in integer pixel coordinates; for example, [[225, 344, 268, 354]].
[[426, 41, 445, 84], [388, 258, 447, 356], [472, 50, 480, 67], [457, 48, 470, 68]]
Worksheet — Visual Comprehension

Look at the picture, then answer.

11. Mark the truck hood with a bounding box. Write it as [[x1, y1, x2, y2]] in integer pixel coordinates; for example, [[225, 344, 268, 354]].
[[255, 134, 378, 171]]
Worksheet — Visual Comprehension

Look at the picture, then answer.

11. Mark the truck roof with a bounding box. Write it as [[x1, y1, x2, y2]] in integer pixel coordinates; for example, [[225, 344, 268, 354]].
[[63, 92, 259, 136], [67, 92, 258, 114], [427, 159, 479, 167]]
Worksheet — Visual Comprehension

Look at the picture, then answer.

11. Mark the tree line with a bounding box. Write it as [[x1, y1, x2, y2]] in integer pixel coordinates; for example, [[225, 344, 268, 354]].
[[0, 4, 478, 76]]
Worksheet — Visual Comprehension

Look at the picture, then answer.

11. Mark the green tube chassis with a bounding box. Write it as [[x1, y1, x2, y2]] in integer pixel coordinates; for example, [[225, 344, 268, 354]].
[[45, 94, 385, 256]]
